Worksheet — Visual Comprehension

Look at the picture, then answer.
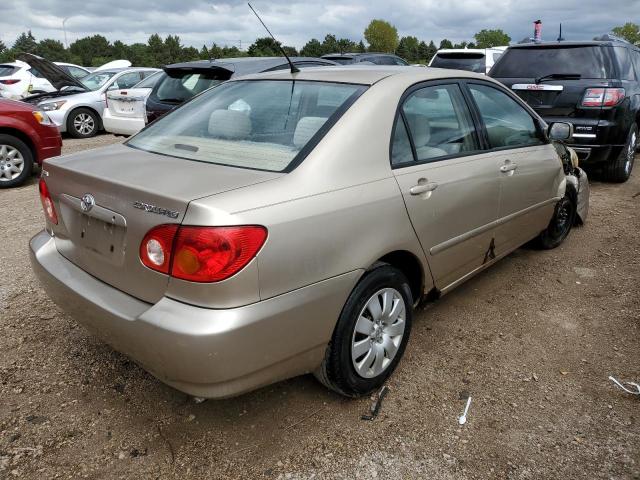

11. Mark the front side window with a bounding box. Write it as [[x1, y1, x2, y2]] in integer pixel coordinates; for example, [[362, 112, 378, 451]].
[[128, 80, 366, 172], [469, 84, 544, 149], [398, 84, 479, 163]]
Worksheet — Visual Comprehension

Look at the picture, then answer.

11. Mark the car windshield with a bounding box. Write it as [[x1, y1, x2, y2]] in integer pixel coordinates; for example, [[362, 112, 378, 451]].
[[431, 53, 486, 73], [0, 65, 19, 76], [491, 46, 615, 79], [80, 71, 118, 90], [133, 71, 163, 89], [128, 80, 367, 172]]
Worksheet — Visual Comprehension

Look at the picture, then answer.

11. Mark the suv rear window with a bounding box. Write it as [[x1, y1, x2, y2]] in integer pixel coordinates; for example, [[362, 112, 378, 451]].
[[431, 53, 486, 73], [491, 46, 615, 79], [154, 70, 230, 103], [0, 65, 19, 76], [128, 80, 366, 172]]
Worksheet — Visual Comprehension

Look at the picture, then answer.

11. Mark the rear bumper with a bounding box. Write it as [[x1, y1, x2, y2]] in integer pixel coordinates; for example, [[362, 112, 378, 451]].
[[30, 230, 359, 398], [102, 108, 145, 136]]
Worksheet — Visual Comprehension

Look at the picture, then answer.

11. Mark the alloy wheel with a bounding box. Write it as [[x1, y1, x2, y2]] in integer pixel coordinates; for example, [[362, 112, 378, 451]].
[[625, 130, 636, 176], [74, 113, 95, 136], [0, 144, 24, 182], [351, 288, 406, 379]]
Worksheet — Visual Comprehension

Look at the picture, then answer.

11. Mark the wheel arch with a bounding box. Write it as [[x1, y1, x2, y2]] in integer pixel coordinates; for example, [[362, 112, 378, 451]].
[[370, 250, 427, 304], [0, 127, 37, 161]]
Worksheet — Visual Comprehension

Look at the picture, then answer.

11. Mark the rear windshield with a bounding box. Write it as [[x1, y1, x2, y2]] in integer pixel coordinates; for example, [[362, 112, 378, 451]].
[[154, 70, 230, 103], [491, 46, 615, 79], [0, 65, 19, 77], [128, 80, 366, 172], [431, 53, 486, 73]]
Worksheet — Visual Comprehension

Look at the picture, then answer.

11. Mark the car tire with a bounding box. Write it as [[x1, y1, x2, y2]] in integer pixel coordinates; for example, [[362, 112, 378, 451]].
[[0, 134, 34, 188], [536, 190, 577, 250], [315, 264, 413, 397], [66, 108, 100, 138], [603, 124, 637, 183]]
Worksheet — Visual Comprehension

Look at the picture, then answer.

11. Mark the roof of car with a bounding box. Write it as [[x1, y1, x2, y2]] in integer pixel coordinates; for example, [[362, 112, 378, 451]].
[[235, 65, 490, 86], [322, 52, 396, 58], [164, 57, 337, 75], [434, 49, 487, 55], [511, 40, 634, 49]]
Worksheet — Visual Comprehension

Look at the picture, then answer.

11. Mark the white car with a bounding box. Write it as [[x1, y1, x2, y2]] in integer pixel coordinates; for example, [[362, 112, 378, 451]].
[[54, 62, 91, 80], [20, 54, 158, 138], [102, 71, 164, 136], [0, 60, 56, 99], [429, 47, 508, 74]]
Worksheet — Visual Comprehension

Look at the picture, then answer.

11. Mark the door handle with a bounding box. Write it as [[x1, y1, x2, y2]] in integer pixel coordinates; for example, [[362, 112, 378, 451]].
[[500, 160, 518, 173], [409, 180, 438, 196]]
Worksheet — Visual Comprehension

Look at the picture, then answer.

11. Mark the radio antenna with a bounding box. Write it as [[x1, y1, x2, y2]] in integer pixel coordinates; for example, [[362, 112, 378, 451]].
[[248, 3, 299, 73]]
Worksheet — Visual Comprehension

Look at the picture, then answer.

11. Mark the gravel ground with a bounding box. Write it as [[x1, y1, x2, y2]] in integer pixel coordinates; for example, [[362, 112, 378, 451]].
[[1, 133, 639, 479]]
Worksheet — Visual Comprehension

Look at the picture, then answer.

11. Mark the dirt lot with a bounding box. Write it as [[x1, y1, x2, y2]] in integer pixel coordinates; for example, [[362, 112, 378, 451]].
[[1, 134, 639, 479]]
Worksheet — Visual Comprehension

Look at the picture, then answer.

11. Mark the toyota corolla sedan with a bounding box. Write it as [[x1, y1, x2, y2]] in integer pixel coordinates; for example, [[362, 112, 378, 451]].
[[30, 66, 586, 399]]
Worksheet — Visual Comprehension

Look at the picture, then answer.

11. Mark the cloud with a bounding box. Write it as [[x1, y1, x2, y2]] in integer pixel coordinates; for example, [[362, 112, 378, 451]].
[[1, 0, 636, 51]]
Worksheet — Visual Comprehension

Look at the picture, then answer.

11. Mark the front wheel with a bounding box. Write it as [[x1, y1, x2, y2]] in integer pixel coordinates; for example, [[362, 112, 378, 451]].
[[315, 265, 413, 397], [536, 193, 576, 249], [66, 108, 99, 138], [603, 124, 636, 183]]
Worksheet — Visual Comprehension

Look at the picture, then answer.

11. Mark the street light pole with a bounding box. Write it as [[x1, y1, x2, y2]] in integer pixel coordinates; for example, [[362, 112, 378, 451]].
[[62, 17, 69, 48]]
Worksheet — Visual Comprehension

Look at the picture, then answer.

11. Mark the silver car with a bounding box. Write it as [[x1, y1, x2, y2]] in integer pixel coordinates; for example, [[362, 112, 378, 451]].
[[30, 66, 588, 399], [20, 54, 158, 138]]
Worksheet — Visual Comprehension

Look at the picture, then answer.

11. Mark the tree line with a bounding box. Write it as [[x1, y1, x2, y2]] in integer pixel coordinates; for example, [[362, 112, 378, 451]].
[[0, 20, 637, 68]]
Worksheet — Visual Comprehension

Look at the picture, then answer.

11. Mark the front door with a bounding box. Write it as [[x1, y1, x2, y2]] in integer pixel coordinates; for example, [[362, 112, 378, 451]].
[[391, 82, 502, 290], [466, 82, 564, 254]]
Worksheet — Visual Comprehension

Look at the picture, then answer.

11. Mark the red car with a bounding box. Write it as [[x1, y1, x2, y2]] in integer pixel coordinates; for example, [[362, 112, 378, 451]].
[[0, 98, 62, 188]]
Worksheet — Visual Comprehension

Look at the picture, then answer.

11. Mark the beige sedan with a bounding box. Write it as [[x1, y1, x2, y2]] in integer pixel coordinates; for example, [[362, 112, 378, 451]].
[[30, 66, 583, 398]]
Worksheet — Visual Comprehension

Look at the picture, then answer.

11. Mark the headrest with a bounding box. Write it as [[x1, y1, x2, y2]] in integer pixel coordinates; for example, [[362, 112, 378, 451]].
[[404, 113, 431, 147], [293, 117, 327, 149], [208, 109, 251, 140]]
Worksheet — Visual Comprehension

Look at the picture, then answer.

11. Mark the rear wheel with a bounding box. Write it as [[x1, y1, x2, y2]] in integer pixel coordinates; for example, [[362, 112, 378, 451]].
[[536, 193, 576, 249], [0, 134, 33, 188], [602, 125, 636, 183], [67, 108, 99, 138], [315, 265, 413, 397]]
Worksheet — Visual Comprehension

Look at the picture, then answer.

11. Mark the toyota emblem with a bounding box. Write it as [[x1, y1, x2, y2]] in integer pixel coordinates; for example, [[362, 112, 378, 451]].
[[80, 193, 95, 212]]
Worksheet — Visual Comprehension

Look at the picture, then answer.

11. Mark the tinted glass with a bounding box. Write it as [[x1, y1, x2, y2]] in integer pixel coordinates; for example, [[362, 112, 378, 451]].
[[133, 71, 163, 88], [80, 71, 117, 90], [155, 71, 230, 103], [129, 80, 366, 172], [29, 67, 45, 78], [0, 65, 19, 76], [391, 117, 414, 166], [491, 46, 615, 79], [469, 84, 544, 149], [632, 51, 640, 80], [323, 57, 353, 65], [401, 84, 479, 161], [614, 47, 636, 80], [431, 53, 486, 73]]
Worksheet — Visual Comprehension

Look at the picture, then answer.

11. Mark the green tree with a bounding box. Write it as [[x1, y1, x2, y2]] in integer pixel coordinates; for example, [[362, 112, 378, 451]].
[[69, 35, 111, 65], [357, 40, 366, 53], [473, 29, 511, 48], [199, 45, 210, 59], [0, 40, 6, 53], [221, 45, 245, 58], [127, 43, 152, 66], [337, 38, 357, 54], [13, 31, 38, 53], [439, 39, 453, 49], [247, 37, 281, 56], [612, 22, 640, 44], [36, 39, 69, 61], [181, 46, 200, 62], [396, 35, 419, 62], [164, 35, 183, 64], [300, 38, 323, 57], [111, 40, 129, 60], [322, 34, 339, 54], [364, 19, 399, 53], [427, 40, 437, 60], [147, 33, 166, 65]]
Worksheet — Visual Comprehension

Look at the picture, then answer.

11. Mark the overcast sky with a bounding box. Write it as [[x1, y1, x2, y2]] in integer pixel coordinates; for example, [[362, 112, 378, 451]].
[[1, 0, 638, 50]]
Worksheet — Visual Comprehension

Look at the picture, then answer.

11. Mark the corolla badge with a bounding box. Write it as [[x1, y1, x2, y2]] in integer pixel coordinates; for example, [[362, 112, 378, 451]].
[[133, 201, 180, 219], [80, 193, 95, 212]]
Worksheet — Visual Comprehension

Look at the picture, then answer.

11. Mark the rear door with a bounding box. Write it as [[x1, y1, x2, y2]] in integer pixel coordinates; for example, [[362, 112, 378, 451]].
[[465, 81, 564, 254], [392, 81, 501, 290]]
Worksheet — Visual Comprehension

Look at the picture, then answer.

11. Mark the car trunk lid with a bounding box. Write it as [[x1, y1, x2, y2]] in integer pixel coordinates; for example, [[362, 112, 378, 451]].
[[44, 143, 282, 303]]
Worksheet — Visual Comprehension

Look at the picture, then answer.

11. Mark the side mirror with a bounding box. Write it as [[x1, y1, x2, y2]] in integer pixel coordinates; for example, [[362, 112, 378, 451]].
[[548, 122, 573, 141]]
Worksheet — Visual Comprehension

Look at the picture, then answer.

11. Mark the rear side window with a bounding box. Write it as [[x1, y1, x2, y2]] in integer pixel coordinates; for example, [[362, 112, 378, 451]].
[[614, 47, 636, 81], [0, 65, 19, 76], [391, 118, 414, 166], [396, 84, 479, 163], [469, 84, 544, 149], [491, 46, 615, 79]]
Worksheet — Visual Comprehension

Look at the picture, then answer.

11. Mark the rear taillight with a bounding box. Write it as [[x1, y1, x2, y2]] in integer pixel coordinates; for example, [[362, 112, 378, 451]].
[[139, 225, 267, 282], [581, 88, 625, 107], [38, 178, 58, 225], [0, 79, 20, 85]]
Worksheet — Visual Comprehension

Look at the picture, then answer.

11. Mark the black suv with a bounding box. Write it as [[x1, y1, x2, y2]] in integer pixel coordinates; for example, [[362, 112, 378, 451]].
[[490, 35, 640, 182], [321, 53, 408, 66]]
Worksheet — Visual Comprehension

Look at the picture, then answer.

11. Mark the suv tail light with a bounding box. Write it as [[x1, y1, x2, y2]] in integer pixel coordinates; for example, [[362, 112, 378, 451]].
[[0, 79, 20, 85], [38, 178, 58, 225], [581, 88, 625, 107], [140, 225, 267, 282]]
